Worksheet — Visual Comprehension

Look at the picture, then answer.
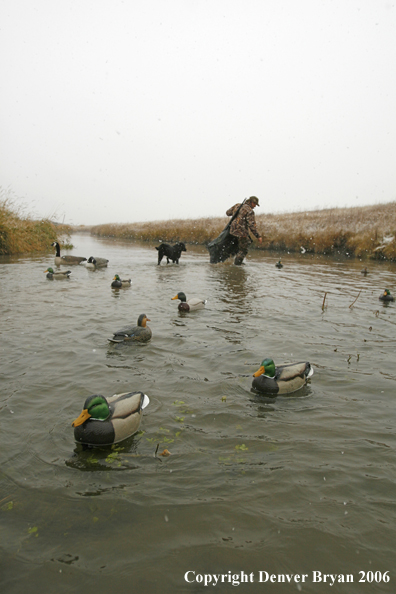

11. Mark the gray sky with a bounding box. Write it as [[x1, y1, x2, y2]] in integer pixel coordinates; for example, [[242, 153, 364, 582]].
[[1, 0, 395, 226]]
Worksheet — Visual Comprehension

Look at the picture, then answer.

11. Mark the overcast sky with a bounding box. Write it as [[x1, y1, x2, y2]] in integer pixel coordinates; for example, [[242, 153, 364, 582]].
[[1, 0, 395, 226]]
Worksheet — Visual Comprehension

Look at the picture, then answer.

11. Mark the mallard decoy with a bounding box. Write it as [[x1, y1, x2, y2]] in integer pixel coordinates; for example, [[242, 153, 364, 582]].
[[108, 313, 152, 343], [379, 289, 394, 302], [86, 256, 109, 269], [111, 275, 132, 288], [171, 292, 206, 312], [252, 358, 314, 395], [45, 267, 71, 280], [51, 241, 86, 266], [72, 391, 150, 446], [276, 260, 283, 269]]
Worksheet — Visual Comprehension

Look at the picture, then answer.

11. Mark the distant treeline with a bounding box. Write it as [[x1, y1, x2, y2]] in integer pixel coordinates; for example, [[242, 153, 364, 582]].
[[88, 202, 396, 261], [0, 189, 71, 255]]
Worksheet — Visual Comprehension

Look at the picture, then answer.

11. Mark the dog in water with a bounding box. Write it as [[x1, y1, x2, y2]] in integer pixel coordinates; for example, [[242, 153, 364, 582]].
[[156, 242, 187, 265]]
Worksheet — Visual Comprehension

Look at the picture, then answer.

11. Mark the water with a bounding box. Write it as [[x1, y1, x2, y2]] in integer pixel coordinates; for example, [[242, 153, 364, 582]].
[[1, 234, 395, 593]]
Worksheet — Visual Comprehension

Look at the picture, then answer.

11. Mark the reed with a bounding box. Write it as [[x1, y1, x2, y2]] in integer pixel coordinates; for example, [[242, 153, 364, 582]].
[[0, 188, 71, 255], [89, 201, 396, 261], [90, 217, 226, 245]]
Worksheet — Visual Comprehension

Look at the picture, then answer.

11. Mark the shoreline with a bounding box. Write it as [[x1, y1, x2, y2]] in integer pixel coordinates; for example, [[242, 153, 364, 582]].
[[0, 190, 71, 256], [84, 202, 396, 262], [2, 197, 396, 261]]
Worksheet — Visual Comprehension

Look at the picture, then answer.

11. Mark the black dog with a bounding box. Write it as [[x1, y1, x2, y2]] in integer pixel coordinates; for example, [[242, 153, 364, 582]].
[[156, 242, 187, 265]]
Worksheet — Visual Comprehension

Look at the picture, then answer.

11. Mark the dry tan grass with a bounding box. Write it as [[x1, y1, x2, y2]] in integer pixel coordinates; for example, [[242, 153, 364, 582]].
[[0, 188, 71, 255], [90, 217, 225, 245], [256, 203, 396, 259], [87, 201, 396, 261]]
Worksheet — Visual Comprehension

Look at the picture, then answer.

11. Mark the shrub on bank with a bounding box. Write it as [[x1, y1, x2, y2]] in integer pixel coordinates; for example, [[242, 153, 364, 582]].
[[0, 189, 71, 255]]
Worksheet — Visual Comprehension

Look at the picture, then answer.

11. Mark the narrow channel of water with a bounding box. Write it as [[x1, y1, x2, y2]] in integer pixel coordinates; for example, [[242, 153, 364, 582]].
[[1, 234, 395, 593]]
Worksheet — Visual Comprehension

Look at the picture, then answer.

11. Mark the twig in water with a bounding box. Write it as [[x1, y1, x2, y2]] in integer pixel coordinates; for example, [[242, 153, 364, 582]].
[[0, 495, 12, 505], [349, 290, 362, 309], [322, 293, 327, 311], [154, 443, 159, 458]]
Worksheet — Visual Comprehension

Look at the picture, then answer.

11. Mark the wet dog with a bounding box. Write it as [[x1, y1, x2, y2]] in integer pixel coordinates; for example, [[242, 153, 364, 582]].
[[156, 242, 187, 265]]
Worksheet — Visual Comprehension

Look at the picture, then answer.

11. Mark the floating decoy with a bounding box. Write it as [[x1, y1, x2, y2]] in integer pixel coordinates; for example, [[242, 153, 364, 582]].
[[379, 289, 394, 302], [72, 391, 150, 446], [171, 292, 206, 312], [252, 358, 314, 395], [108, 314, 152, 343], [111, 275, 132, 288], [44, 267, 71, 280], [51, 241, 86, 266], [86, 256, 109, 269], [276, 260, 283, 269]]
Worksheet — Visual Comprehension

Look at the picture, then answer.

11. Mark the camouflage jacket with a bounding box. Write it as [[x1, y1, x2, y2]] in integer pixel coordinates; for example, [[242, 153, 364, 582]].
[[226, 203, 261, 239]]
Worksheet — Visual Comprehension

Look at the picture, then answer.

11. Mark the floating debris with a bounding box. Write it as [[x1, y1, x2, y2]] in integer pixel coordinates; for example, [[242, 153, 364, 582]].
[[349, 290, 361, 309]]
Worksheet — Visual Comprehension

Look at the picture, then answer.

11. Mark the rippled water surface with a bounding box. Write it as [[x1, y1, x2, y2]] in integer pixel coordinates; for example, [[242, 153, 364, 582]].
[[1, 234, 396, 593]]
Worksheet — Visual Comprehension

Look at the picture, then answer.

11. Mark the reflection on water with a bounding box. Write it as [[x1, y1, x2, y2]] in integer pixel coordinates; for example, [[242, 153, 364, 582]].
[[210, 264, 252, 303], [1, 235, 396, 593], [66, 435, 142, 472]]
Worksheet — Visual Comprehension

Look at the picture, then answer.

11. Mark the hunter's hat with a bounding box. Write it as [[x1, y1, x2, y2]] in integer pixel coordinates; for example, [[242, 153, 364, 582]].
[[249, 196, 260, 206]]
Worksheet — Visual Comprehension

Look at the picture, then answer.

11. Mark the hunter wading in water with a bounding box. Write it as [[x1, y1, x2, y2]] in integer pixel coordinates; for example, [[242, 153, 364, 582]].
[[226, 196, 262, 264]]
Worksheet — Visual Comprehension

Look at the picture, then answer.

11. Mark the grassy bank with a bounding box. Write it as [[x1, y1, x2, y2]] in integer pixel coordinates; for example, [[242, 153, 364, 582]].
[[89, 201, 396, 261], [0, 189, 71, 255]]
